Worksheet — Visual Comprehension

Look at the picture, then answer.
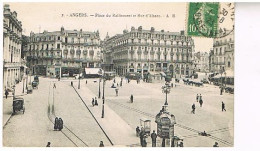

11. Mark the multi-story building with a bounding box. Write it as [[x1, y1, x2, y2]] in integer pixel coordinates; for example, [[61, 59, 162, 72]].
[[103, 26, 195, 77], [26, 27, 101, 77], [193, 52, 209, 72], [211, 31, 234, 73], [3, 4, 23, 89]]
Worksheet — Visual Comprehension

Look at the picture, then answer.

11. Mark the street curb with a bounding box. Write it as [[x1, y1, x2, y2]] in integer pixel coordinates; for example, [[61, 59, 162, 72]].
[[3, 114, 13, 129]]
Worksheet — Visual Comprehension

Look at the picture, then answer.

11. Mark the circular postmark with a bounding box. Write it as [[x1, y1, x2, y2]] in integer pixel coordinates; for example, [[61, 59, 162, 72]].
[[192, 2, 234, 38]]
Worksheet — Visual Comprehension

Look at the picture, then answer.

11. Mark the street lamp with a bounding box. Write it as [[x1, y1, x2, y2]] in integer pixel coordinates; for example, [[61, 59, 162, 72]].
[[162, 71, 172, 105], [22, 78, 25, 93], [101, 73, 106, 118], [12, 85, 16, 99], [98, 78, 101, 98], [162, 82, 171, 105], [26, 71, 28, 90], [78, 68, 81, 89], [224, 71, 227, 87]]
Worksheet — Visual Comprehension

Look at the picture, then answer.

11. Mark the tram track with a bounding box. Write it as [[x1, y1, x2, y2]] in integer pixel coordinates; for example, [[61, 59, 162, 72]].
[[47, 81, 89, 147], [71, 85, 114, 146], [106, 99, 233, 146]]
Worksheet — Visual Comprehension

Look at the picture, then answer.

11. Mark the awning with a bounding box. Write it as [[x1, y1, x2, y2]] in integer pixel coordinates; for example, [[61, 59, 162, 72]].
[[85, 68, 102, 75], [213, 70, 234, 78], [160, 72, 166, 76]]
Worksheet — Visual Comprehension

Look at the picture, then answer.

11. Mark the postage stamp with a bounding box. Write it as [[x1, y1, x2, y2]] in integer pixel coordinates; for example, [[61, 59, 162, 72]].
[[187, 2, 234, 38]]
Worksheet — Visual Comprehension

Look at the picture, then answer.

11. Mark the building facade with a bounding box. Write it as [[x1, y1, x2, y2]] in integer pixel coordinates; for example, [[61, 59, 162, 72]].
[[26, 27, 101, 77], [3, 4, 23, 89], [193, 52, 209, 72], [103, 26, 195, 77], [211, 32, 234, 73]]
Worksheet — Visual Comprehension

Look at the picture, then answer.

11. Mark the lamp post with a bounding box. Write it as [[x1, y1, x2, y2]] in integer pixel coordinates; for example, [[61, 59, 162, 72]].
[[101, 74, 106, 118], [26, 71, 28, 90], [162, 71, 172, 105], [78, 68, 81, 89], [22, 78, 25, 93], [224, 72, 227, 87], [12, 85, 16, 99], [98, 78, 101, 98], [162, 82, 171, 105]]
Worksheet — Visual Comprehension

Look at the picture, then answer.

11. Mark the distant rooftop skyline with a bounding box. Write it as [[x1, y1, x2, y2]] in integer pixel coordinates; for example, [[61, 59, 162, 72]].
[[6, 2, 213, 52]]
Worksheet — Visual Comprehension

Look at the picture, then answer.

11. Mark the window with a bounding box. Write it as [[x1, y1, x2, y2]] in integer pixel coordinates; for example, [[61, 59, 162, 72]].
[[57, 44, 60, 49], [228, 61, 231, 67], [58, 36, 60, 40]]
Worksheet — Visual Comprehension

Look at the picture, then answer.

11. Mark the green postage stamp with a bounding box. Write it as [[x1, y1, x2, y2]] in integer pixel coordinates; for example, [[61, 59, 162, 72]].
[[187, 2, 234, 38], [187, 2, 219, 38]]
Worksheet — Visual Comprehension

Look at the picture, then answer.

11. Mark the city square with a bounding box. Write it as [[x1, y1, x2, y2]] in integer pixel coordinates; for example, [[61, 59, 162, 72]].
[[3, 73, 234, 147]]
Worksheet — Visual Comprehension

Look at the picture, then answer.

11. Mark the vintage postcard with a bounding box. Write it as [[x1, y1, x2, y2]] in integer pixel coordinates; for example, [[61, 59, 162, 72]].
[[2, 2, 234, 147]]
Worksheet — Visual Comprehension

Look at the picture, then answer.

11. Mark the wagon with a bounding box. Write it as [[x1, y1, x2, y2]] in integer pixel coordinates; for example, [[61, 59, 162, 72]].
[[32, 81, 38, 89], [140, 119, 151, 136], [12, 97, 25, 114]]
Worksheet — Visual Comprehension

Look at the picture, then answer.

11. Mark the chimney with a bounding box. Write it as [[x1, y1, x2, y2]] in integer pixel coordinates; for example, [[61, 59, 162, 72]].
[[151, 27, 155, 32], [180, 30, 184, 35]]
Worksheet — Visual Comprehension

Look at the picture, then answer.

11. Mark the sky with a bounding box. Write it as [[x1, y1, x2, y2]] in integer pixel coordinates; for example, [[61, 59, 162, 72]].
[[6, 2, 213, 52]]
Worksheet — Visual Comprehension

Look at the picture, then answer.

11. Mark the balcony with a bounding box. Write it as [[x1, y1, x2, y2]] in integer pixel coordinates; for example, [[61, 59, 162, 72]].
[[3, 61, 21, 68]]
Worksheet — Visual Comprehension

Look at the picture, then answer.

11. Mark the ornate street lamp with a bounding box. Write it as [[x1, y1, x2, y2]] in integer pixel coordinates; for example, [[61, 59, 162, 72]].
[[162, 82, 171, 105], [162, 71, 172, 105]]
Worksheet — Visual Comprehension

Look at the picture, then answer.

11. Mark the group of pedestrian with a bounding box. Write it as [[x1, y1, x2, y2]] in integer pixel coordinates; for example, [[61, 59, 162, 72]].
[[136, 126, 157, 147], [196, 94, 203, 107], [192, 94, 227, 114], [92, 97, 98, 106], [54, 117, 63, 131]]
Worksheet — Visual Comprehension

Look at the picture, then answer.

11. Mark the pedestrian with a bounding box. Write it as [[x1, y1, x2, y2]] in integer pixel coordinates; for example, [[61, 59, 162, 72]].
[[58, 118, 63, 131], [53, 83, 56, 89], [54, 117, 59, 130], [220, 87, 224, 95], [71, 81, 73, 86], [171, 83, 173, 88], [86, 80, 87, 84], [128, 79, 130, 83], [95, 98, 98, 106], [179, 141, 184, 147], [199, 94, 202, 100], [199, 98, 203, 107], [115, 88, 119, 96], [113, 78, 116, 83], [143, 136, 147, 147], [196, 94, 199, 102], [151, 130, 157, 147], [222, 101, 226, 111], [130, 94, 133, 103], [5, 89, 9, 99], [120, 80, 122, 87], [92, 98, 95, 107], [99, 141, 104, 147], [136, 126, 140, 137], [46, 142, 51, 147], [213, 142, 219, 147], [191, 103, 196, 114], [139, 128, 144, 146]]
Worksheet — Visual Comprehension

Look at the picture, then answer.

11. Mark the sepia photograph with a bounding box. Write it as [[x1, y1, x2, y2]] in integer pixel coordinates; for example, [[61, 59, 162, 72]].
[[2, 2, 235, 147]]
